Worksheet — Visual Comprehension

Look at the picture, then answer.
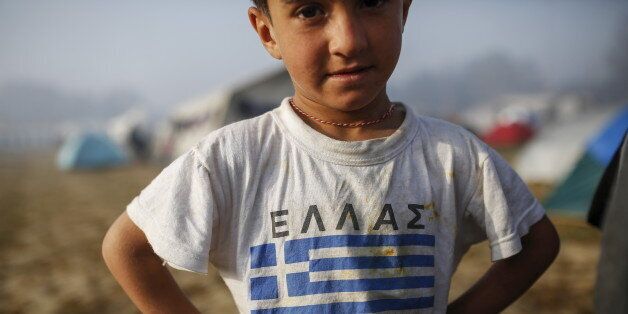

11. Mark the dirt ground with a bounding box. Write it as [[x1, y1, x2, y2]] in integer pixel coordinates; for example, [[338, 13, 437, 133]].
[[0, 152, 601, 313]]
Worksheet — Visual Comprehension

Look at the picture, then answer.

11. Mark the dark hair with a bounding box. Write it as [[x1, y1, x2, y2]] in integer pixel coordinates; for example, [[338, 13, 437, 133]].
[[252, 0, 270, 16]]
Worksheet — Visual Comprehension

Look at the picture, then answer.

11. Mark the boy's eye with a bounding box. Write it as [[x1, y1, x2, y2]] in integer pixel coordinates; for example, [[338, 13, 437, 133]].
[[360, 0, 386, 9], [296, 4, 324, 19]]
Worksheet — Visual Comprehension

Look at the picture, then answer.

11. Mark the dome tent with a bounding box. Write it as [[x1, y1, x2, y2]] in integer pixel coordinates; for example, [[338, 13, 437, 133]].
[[543, 105, 628, 215], [57, 132, 127, 170]]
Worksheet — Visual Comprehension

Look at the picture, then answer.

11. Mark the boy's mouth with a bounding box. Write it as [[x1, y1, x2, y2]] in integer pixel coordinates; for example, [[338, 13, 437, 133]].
[[327, 65, 374, 81]]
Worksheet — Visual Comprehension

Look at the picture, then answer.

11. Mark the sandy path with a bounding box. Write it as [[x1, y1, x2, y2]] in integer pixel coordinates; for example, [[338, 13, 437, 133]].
[[0, 153, 237, 313]]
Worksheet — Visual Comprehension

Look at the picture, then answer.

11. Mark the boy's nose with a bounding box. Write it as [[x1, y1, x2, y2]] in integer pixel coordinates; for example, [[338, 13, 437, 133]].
[[328, 12, 368, 58]]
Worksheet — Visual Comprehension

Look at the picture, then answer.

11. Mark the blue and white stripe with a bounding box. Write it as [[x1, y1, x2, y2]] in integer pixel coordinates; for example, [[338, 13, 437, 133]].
[[249, 234, 436, 313]]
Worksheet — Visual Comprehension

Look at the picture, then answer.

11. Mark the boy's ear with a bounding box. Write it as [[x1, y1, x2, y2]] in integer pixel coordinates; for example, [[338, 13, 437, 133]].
[[401, 0, 412, 31], [248, 7, 282, 60]]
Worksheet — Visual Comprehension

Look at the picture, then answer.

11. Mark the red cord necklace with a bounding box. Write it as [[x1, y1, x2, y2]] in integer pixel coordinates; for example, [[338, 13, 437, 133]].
[[289, 98, 395, 128]]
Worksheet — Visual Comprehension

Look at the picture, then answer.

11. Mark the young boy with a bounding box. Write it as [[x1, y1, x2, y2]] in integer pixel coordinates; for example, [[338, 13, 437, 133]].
[[102, 0, 560, 313]]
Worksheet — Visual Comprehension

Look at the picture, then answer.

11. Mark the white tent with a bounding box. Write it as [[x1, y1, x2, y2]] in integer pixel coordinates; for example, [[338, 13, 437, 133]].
[[513, 106, 618, 183], [154, 68, 293, 161]]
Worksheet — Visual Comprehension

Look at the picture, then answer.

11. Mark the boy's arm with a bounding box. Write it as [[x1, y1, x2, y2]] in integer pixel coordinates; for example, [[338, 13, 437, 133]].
[[102, 212, 200, 314], [447, 215, 560, 314]]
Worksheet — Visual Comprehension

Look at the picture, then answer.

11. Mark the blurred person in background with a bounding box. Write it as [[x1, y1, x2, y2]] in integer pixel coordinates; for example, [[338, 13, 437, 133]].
[[588, 133, 628, 314]]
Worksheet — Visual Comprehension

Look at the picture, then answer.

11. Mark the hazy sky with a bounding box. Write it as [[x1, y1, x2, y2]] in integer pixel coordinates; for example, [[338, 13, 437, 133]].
[[1, 0, 626, 111]]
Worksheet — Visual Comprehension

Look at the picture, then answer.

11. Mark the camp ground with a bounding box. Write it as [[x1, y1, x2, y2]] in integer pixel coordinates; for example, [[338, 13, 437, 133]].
[[153, 68, 294, 161], [5, 72, 625, 313], [515, 104, 628, 216]]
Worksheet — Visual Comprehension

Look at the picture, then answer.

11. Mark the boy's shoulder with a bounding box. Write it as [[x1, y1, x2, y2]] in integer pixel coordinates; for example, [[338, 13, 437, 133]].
[[209, 108, 277, 140], [413, 112, 490, 161], [192, 107, 281, 162]]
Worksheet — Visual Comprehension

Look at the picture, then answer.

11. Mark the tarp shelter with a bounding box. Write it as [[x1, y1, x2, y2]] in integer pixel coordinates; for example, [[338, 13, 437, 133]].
[[482, 122, 535, 148], [544, 105, 628, 215], [462, 93, 554, 134], [57, 133, 127, 170], [154, 68, 294, 161]]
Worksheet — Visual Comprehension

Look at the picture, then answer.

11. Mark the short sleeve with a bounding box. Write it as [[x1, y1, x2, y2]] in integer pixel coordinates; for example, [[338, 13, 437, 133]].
[[463, 147, 546, 262], [126, 148, 217, 274]]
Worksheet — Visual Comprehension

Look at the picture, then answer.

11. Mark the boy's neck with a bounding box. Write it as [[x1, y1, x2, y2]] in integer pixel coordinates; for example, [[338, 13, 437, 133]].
[[291, 92, 406, 141]]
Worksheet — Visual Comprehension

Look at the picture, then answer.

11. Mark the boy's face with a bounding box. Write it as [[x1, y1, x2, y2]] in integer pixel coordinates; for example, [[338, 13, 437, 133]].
[[249, 0, 412, 112]]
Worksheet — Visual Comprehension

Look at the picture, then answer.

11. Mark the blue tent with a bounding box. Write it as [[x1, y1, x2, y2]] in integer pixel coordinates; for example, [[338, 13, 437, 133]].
[[544, 105, 628, 215], [57, 133, 127, 170]]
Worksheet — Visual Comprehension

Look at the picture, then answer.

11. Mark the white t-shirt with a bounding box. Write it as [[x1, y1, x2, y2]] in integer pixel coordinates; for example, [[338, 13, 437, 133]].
[[127, 97, 545, 313]]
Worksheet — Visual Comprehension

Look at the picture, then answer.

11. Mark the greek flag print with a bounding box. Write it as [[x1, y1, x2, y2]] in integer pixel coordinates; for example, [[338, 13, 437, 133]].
[[248, 234, 436, 313]]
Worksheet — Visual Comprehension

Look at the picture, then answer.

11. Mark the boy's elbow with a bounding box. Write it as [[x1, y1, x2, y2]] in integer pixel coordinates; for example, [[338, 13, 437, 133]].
[[525, 215, 560, 267], [548, 224, 560, 263], [542, 216, 560, 265], [102, 217, 123, 268], [101, 211, 152, 270]]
